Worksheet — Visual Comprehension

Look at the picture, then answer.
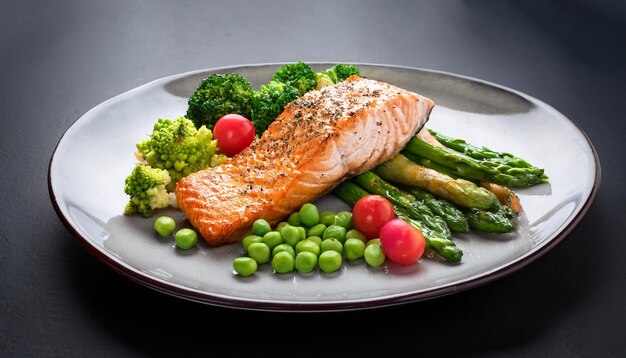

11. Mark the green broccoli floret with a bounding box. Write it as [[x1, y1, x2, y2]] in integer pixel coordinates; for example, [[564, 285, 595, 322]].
[[124, 165, 174, 217], [271, 62, 317, 95], [186, 73, 254, 129], [251, 81, 300, 132], [315, 64, 361, 89], [136, 117, 225, 191], [331, 64, 361, 82]]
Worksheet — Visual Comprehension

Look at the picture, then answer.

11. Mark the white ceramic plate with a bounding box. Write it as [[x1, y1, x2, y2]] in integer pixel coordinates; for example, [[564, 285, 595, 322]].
[[48, 63, 599, 311]]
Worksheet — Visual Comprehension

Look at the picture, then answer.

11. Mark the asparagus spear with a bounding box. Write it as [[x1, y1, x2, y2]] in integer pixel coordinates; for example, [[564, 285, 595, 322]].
[[375, 154, 499, 209], [402, 151, 459, 178], [404, 136, 546, 187], [395, 207, 463, 263], [417, 128, 524, 215], [428, 129, 549, 182], [404, 186, 469, 233], [333, 182, 463, 262], [333, 181, 370, 206], [465, 206, 515, 233], [352, 171, 452, 240], [479, 180, 522, 214]]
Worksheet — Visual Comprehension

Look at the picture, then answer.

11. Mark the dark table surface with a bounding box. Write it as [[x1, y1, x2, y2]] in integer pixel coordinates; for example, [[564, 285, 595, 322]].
[[2, 0, 625, 356]]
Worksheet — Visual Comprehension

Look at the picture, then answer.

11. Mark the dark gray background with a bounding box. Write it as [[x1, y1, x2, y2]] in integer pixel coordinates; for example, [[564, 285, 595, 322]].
[[2, 0, 625, 356]]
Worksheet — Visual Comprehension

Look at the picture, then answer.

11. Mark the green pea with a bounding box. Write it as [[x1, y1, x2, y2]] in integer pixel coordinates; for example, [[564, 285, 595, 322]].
[[364, 243, 385, 267], [323, 225, 347, 243], [262, 231, 283, 251], [334, 211, 353, 230], [295, 251, 318, 273], [346, 229, 367, 243], [366, 238, 381, 247], [242, 235, 263, 252], [299, 203, 320, 227], [272, 243, 296, 258], [319, 211, 336, 226], [174, 228, 198, 250], [318, 250, 342, 273], [154, 216, 176, 237], [307, 224, 327, 238], [276, 221, 290, 232], [344, 238, 366, 261], [297, 226, 307, 241], [288, 212, 301, 226], [272, 251, 295, 273], [247, 242, 270, 264], [251, 219, 271, 236], [233, 257, 257, 276], [295, 239, 321, 257], [320, 238, 343, 255], [307, 235, 322, 246], [281, 225, 301, 247]]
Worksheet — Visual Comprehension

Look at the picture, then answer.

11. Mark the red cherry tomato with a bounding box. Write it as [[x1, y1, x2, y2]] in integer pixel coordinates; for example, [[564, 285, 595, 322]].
[[213, 114, 255, 157], [379, 218, 426, 265], [352, 195, 396, 239]]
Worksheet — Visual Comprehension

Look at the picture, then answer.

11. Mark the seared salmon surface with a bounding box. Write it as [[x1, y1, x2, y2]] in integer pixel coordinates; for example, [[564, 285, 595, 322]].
[[176, 76, 435, 245]]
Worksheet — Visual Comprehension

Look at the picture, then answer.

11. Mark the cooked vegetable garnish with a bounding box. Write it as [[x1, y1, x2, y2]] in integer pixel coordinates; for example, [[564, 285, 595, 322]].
[[233, 257, 257, 277], [272, 251, 295, 273], [248, 242, 271, 264], [479, 180, 523, 213], [186, 73, 254, 130], [376, 154, 499, 209], [315, 64, 361, 89], [299, 203, 320, 227], [124, 165, 175, 217], [465, 206, 516, 233], [394, 208, 463, 263], [404, 186, 469, 233], [333, 181, 463, 263], [271, 62, 317, 95], [344, 238, 366, 261], [323, 225, 347, 243], [321, 238, 343, 255], [251, 219, 272, 237], [251, 80, 300, 133], [428, 129, 549, 183], [153, 216, 176, 237], [175, 228, 198, 250], [232, 202, 375, 276], [364, 243, 386, 267], [404, 135, 547, 187], [326, 64, 361, 82], [318, 250, 342, 273], [352, 171, 452, 240], [319, 211, 337, 226], [136, 117, 224, 191], [295, 252, 318, 273]]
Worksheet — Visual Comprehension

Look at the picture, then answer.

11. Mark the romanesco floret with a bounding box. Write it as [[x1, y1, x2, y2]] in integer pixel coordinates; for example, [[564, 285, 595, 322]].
[[124, 164, 174, 217], [271, 62, 317, 95], [314, 72, 335, 90], [136, 117, 223, 191], [186, 73, 254, 130], [251, 81, 300, 133]]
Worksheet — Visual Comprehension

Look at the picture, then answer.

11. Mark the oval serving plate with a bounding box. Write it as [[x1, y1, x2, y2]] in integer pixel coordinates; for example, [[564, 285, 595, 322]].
[[48, 63, 599, 311]]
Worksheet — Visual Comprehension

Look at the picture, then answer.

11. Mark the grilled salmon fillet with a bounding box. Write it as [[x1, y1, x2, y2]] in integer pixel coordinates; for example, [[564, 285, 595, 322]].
[[176, 76, 435, 245]]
